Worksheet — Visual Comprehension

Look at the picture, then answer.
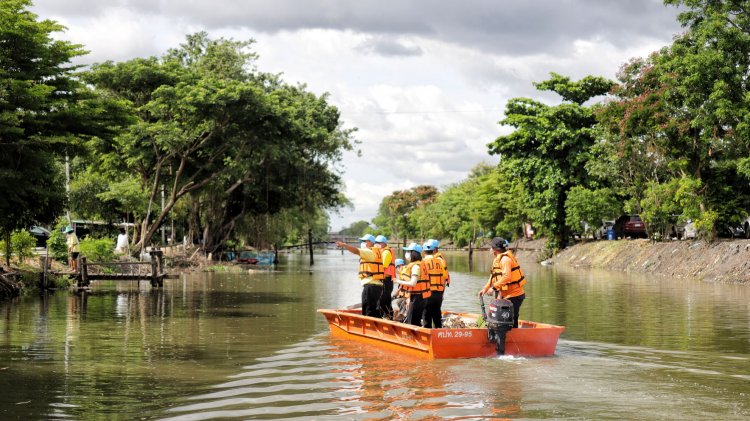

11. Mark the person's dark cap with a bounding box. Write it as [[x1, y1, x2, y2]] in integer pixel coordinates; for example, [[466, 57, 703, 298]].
[[490, 237, 509, 250]]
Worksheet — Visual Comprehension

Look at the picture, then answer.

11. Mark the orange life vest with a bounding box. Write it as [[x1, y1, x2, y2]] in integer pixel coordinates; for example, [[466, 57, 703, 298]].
[[381, 245, 396, 278], [359, 247, 385, 281], [434, 252, 450, 286], [434, 252, 447, 269], [402, 261, 431, 299], [422, 255, 447, 292], [490, 251, 526, 298]]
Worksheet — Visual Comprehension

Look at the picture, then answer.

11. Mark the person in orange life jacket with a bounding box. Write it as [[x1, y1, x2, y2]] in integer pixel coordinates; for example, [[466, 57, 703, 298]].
[[477, 237, 526, 328], [391, 258, 407, 322], [421, 240, 448, 328], [428, 239, 450, 287], [374, 235, 395, 319], [336, 234, 383, 318], [393, 243, 431, 326]]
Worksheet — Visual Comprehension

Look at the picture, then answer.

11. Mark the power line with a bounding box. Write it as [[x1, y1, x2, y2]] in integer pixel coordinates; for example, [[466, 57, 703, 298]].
[[346, 108, 504, 115]]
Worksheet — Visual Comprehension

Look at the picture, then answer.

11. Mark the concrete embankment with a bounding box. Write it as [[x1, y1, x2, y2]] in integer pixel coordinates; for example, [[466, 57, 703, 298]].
[[550, 238, 750, 284]]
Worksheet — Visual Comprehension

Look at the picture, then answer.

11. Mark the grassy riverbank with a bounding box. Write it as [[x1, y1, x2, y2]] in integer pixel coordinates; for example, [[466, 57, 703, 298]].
[[551, 238, 750, 284]]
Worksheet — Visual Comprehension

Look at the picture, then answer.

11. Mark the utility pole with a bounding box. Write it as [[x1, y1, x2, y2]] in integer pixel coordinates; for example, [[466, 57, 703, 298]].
[[65, 154, 72, 225], [161, 185, 165, 245]]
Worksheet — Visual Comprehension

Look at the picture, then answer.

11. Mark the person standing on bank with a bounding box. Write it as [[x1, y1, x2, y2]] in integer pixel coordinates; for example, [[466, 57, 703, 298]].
[[374, 235, 395, 319], [336, 234, 384, 318], [422, 240, 448, 328], [477, 237, 526, 328], [393, 243, 431, 326], [65, 226, 80, 272]]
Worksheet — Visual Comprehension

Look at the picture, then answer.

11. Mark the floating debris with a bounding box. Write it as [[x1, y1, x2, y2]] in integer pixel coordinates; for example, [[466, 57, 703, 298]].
[[442, 314, 479, 329]]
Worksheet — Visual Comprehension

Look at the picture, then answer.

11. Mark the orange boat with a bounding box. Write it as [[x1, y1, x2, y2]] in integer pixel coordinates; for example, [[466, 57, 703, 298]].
[[318, 308, 565, 359]]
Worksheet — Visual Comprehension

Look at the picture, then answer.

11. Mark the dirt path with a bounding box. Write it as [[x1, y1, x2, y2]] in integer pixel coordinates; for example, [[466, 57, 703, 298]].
[[550, 238, 750, 284]]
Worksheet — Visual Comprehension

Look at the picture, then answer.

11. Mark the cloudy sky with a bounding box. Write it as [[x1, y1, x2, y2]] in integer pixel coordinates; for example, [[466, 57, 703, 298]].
[[31, 0, 683, 231]]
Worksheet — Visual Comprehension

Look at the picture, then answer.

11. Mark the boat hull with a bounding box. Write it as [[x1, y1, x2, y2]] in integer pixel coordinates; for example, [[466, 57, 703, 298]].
[[318, 309, 565, 359]]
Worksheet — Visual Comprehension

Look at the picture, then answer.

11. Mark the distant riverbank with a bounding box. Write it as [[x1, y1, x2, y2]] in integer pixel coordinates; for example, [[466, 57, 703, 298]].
[[550, 238, 750, 284]]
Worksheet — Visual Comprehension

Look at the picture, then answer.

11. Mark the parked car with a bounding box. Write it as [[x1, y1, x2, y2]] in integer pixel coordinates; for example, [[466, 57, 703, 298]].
[[593, 220, 615, 240], [683, 220, 697, 239], [613, 214, 647, 239], [718, 224, 745, 238]]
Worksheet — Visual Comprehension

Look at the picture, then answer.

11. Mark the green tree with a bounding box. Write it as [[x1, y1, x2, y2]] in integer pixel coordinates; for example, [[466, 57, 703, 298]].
[[371, 185, 438, 243], [564, 187, 621, 238], [595, 1, 750, 238], [488, 73, 614, 249], [84, 33, 354, 254], [0, 230, 36, 265], [339, 220, 372, 237], [0, 0, 124, 265]]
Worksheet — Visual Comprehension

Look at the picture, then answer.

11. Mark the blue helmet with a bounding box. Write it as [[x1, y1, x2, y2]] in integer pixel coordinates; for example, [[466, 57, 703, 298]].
[[402, 242, 422, 253], [395, 258, 405, 266], [490, 237, 509, 250], [359, 234, 376, 243], [374, 235, 388, 244], [422, 241, 435, 251], [429, 239, 439, 248]]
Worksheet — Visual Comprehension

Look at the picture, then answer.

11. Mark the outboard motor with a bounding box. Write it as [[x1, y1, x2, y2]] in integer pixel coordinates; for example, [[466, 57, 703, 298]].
[[482, 296, 514, 355]]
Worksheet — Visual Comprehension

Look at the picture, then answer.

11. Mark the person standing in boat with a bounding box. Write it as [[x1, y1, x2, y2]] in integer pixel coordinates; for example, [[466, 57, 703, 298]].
[[393, 243, 431, 326], [477, 237, 526, 328], [421, 241, 448, 328], [336, 234, 384, 318], [391, 258, 407, 322], [374, 235, 395, 319], [429, 239, 450, 287]]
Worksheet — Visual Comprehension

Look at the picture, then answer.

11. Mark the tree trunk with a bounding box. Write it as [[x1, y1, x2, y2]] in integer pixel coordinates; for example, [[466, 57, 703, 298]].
[[4, 230, 10, 267]]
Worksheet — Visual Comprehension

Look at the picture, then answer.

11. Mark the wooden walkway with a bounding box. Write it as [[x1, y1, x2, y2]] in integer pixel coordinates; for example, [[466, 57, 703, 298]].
[[76, 250, 177, 289]]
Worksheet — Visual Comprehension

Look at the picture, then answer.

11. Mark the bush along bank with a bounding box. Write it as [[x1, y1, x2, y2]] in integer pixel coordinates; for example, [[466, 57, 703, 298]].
[[550, 239, 750, 284]]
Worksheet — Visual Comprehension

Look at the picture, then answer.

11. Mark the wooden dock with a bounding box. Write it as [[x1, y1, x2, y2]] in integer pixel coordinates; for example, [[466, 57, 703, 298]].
[[76, 250, 177, 289]]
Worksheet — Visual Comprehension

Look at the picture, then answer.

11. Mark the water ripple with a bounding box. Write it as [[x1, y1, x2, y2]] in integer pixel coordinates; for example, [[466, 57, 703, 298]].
[[163, 335, 491, 420]]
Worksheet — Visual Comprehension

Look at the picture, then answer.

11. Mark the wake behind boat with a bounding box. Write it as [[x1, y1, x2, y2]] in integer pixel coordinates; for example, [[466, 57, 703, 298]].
[[318, 308, 565, 359]]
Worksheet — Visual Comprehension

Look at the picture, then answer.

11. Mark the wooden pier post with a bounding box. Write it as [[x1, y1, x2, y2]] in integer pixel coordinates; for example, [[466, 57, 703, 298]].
[[79, 256, 89, 287], [308, 228, 314, 266]]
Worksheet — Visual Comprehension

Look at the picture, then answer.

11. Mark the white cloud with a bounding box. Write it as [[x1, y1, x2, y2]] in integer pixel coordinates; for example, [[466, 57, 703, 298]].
[[28, 1, 681, 232]]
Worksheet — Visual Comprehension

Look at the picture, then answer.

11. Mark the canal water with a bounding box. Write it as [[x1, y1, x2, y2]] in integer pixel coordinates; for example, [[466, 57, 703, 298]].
[[1, 250, 749, 419]]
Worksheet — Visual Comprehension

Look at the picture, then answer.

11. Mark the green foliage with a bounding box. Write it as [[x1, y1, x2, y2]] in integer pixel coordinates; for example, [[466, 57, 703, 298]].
[[640, 177, 702, 238], [339, 220, 372, 237], [592, 0, 750, 238], [47, 220, 69, 262], [0, 230, 36, 265], [78, 237, 115, 262], [372, 186, 438, 240], [404, 164, 531, 247], [564, 187, 621, 236], [0, 0, 126, 252], [694, 210, 718, 240], [83, 32, 354, 253], [489, 73, 614, 248]]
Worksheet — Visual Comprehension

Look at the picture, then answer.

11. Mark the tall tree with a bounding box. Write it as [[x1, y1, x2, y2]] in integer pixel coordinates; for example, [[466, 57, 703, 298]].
[[372, 185, 438, 241], [84, 33, 354, 254], [0, 0, 123, 264], [488, 73, 613, 248]]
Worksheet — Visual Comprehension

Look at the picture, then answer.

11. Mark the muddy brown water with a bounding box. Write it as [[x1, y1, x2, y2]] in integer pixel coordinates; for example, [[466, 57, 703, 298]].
[[0, 250, 749, 419]]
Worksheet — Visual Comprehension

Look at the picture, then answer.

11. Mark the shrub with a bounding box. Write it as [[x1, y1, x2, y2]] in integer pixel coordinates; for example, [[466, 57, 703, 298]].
[[78, 237, 115, 262], [0, 230, 36, 265], [47, 219, 68, 261]]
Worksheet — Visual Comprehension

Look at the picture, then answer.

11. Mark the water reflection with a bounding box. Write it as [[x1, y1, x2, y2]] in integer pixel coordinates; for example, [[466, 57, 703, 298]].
[[0, 251, 748, 419], [163, 335, 515, 420]]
